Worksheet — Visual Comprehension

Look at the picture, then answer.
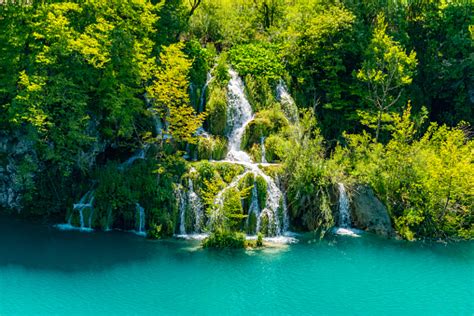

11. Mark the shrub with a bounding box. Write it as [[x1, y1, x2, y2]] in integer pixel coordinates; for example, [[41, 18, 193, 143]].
[[264, 134, 291, 162], [242, 107, 289, 149], [256, 232, 264, 247], [206, 85, 227, 136], [197, 136, 227, 160], [147, 224, 163, 239], [202, 230, 246, 248], [229, 43, 284, 80]]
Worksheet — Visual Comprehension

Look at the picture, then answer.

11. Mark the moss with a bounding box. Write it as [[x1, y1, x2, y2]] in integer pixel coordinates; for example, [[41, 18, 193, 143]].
[[259, 164, 284, 179], [265, 134, 291, 162], [242, 107, 289, 150], [206, 85, 227, 136], [222, 188, 245, 231], [197, 136, 227, 160], [255, 176, 267, 209], [256, 232, 264, 247], [248, 143, 263, 163], [247, 212, 257, 234], [244, 74, 276, 111], [214, 162, 245, 183]]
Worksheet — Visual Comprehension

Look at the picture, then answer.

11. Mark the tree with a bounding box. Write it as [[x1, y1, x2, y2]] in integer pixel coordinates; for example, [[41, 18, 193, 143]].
[[252, 0, 283, 30], [357, 15, 417, 141], [147, 43, 205, 145]]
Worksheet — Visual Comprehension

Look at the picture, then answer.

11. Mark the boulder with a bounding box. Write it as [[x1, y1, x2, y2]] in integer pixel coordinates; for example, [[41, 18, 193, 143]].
[[351, 185, 395, 237]]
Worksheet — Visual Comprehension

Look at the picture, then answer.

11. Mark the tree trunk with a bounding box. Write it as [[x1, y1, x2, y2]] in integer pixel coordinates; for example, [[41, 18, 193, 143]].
[[375, 110, 382, 142]]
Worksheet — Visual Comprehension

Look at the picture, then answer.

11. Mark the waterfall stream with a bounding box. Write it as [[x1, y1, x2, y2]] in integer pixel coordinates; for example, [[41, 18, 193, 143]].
[[135, 203, 146, 236], [56, 190, 95, 231], [209, 69, 291, 237], [225, 69, 254, 163], [260, 137, 267, 163], [334, 183, 360, 237], [276, 80, 298, 123], [199, 72, 212, 113]]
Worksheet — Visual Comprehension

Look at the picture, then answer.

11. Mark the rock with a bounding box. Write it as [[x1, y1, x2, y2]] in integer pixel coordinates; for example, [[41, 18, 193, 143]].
[[0, 131, 37, 211], [351, 185, 395, 237]]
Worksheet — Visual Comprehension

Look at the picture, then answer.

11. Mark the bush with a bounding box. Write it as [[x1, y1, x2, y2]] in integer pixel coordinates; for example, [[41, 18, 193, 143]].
[[242, 107, 289, 150], [202, 230, 246, 248], [264, 134, 291, 162], [197, 136, 227, 160], [256, 232, 264, 247], [206, 85, 227, 136], [229, 43, 284, 80], [147, 224, 163, 240]]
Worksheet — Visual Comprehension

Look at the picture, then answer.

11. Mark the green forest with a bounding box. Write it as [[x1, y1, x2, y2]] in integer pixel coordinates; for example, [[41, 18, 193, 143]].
[[0, 0, 473, 244]]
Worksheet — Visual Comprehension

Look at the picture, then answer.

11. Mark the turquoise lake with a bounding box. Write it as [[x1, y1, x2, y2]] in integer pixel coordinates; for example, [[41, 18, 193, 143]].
[[1, 216, 473, 315]]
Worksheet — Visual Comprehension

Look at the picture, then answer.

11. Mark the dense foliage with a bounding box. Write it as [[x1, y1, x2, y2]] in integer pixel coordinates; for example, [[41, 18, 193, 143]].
[[1, 0, 472, 241]]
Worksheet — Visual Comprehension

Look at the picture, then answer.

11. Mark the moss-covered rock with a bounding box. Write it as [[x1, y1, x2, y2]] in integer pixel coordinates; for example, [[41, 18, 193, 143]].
[[242, 107, 289, 151], [264, 134, 291, 162], [197, 136, 227, 160], [206, 85, 227, 136], [222, 188, 246, 231]]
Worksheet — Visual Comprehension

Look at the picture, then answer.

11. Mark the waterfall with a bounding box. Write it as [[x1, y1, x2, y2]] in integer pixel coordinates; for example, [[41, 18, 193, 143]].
[[73, 190, 95, 231], [199, 72, 212, 113], [247, 182, 261, 234], [260, 137, 267, 163], [56, 190, 95, 231], [225, 69, 254, 163], [334, 183, 361, 237], [213, 69, 290, 237], [338, 183, 351, 228], [188, 178, 203, 233], [135, 203, 146, 236], [276, 80, 298, 123], [121, 148, 145, 169], [178, 186, 187, 235]]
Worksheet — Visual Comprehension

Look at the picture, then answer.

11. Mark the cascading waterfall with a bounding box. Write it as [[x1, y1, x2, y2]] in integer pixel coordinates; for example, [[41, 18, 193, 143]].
[[276, 80, 298, 123], [178, 186, 187, 235], [188, 178, 203, 233], [73, 190, 95, 231], [121, 148, 146, 169], [247, 182, 261, 233], [260, 137, 267, 163], [199, 72, 212, 113], [56, 190, 95, 231], [210, 69, 290, 237], [338, 183, 351, 228], [135, 203, 146, 236], [334, 183, 360, 237], [225, 69, 254, 163]]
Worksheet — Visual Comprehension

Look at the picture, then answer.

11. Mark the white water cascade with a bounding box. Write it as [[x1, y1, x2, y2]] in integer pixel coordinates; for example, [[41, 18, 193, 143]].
[[247, 182, 261, 233], [120, 148, 146, 169], [199, 72, 212, 113], [338, 183, 351, 228], [210, 69, 290, 238], [334, 183, 360, 237], [188, 178, 204, 233], [176, 177, 206, 239], [260, 137, 267, 163], [225, 69, 254, 163], [56, 190, 95, 231], [135, 203, 146, 236], [178, 185, 187, 235], [276, 80, 298, 123]]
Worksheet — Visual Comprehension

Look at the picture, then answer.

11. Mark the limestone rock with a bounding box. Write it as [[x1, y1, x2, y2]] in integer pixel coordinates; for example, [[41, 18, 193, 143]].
[[351, 185, 395, 237]]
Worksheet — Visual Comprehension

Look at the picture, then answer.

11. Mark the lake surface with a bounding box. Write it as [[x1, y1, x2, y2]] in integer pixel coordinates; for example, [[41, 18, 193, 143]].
[[1, 216, 473, 315]]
